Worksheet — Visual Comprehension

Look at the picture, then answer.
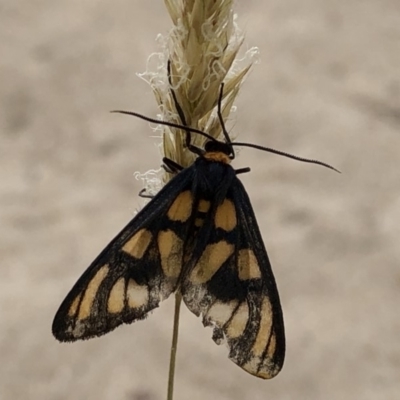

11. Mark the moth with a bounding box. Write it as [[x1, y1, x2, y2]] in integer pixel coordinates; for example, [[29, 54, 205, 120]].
[[52, 84, 337, 379]]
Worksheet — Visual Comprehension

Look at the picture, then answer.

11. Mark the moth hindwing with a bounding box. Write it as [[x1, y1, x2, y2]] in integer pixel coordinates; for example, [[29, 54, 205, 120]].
[[53, 145, 285, 379]]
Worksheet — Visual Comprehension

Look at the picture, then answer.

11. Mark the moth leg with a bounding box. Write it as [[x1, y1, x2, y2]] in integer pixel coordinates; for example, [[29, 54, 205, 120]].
[[235, 167, 251, 175], [139, 158, 184, 198], [138, 188, 155, 199], [162, 157, 184, 174]]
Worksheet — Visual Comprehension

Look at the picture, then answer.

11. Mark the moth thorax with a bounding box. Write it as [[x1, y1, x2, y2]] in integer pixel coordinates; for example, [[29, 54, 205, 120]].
[[203, 151, 231, 164]]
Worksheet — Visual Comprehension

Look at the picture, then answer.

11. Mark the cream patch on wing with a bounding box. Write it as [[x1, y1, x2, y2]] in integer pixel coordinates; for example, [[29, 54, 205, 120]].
[[238, 249, 261, 280], [198, 199, 211, 213], [252, 297, 273, 357], [239, 297, 279, 379], [107, 278, 125, 313], [167, 190, 193, 222], [225, 302, 249, 339], [214, 199, 236, 232], [68, 293, 82, 317], [77, 264, 109, 320], [241, 356, 280, 379], [122, 229, 152, 259], [158, 229, 183, 278], [126, 279, 149, 308], [204, 300, 238, 326], [266, 333, 277, 359], [190, 241, 234, 284]]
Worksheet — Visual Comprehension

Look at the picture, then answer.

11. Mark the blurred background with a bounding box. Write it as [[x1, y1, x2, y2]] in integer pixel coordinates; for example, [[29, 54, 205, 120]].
[[1, 1, 399, 399]]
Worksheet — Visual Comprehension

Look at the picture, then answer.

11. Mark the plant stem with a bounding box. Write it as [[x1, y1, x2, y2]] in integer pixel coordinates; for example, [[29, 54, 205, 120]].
[[167, 291, 182, 400]]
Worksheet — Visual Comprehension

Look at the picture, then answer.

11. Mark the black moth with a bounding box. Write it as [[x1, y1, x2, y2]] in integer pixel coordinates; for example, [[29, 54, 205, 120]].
[[52, 83, 337, 379]]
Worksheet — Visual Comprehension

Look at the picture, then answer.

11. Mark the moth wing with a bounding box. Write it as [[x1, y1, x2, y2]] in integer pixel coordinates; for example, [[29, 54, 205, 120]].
[[181, 179, 285, 378], [52, 167, 195, 342]]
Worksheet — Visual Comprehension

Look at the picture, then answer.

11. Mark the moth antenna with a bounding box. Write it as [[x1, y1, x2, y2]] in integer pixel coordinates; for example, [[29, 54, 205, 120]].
[[167, 60, 188, 128], [232, 142, 340, 172], [113, 82, 339, 173], [166, 61, 212, 157], [217, 83, 235, 159], [111, 110, 218, 143]]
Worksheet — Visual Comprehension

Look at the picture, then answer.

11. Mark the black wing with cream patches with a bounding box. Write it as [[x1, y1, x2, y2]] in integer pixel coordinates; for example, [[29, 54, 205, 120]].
[[181, 178, 285, 379], [52, 167, 196, 342]]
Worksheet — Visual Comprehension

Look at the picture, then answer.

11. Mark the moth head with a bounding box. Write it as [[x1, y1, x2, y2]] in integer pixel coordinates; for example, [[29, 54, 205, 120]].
[[204, 140, 232, 156]]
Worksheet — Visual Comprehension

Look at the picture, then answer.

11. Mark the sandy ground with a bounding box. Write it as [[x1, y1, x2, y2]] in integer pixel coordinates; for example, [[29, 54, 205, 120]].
[[1, 1, 400, 399]]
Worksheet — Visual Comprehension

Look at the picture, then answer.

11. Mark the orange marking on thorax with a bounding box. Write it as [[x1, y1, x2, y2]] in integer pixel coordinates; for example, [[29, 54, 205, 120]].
[[203, 152, 231, 164]]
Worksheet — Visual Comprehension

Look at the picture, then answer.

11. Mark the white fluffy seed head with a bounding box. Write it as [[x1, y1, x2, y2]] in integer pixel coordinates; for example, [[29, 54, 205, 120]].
[[138, 0, 257, 190]]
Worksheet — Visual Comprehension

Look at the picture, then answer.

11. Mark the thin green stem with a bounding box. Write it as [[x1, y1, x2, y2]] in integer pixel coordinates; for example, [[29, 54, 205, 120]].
[[167, 291, 182, 400]]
